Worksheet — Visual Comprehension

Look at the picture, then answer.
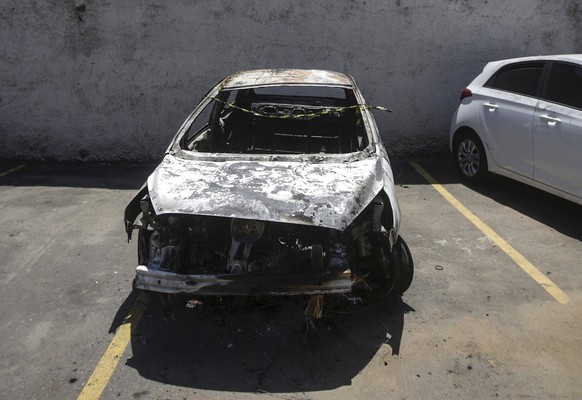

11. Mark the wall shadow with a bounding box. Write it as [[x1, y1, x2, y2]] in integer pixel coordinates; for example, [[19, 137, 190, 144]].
[[124, 293, 414, 393], [0, 161, 156, 190]]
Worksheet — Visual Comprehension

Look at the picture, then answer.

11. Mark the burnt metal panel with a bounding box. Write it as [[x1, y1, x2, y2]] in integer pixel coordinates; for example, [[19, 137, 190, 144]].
[[146, 153, 386, 231], [221, 69, 354, 90], [134, 266, 353, 295], [124, 183, 148, 240]]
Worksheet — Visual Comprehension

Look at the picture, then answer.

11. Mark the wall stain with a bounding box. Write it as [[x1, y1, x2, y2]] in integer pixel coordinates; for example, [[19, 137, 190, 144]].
[[541, 30, 556, 47], [567, 1, 580, 24]]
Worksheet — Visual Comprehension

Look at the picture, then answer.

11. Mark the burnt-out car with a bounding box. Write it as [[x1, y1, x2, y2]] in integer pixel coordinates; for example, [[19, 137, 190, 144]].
[[124, 69, 413, 310]]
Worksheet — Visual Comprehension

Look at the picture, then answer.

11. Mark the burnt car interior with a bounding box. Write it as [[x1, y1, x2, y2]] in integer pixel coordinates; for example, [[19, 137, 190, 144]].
[[181, 86, 369, 154]]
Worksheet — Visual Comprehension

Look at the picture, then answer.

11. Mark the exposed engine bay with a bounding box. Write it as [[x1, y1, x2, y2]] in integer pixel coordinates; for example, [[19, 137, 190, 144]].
[[132, 194, 407, 298]]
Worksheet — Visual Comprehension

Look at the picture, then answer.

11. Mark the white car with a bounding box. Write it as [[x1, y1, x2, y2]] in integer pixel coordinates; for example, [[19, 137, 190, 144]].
[[450, 54, 582, 205]]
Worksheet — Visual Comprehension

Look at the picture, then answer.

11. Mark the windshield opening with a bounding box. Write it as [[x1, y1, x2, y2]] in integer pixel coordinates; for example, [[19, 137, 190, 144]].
[[180, 86, 369, 155]]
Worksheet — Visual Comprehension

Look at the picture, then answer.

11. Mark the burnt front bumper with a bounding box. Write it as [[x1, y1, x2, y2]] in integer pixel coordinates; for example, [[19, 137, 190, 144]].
[[134, 265, 353, 296]]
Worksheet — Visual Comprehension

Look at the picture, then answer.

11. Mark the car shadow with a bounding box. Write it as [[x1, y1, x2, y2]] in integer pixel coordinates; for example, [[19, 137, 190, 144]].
[[394, 158, 582, 242], [122, 292, 414, 393], [467, 175, 582, 241]]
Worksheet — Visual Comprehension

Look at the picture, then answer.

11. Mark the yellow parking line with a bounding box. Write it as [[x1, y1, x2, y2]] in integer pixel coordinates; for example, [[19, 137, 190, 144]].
[[77, 292, 150, 400], [0, 164, 26, 177], [410, 162, 570, 305]]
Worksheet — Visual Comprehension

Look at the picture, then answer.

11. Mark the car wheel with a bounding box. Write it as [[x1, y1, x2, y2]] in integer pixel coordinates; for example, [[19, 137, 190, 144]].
[[367, 235, 414, 300], [390, 236, 414, 295], [455, 132, 489, 184]]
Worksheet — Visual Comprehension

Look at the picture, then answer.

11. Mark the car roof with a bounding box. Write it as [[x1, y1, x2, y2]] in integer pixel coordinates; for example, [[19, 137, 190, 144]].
[[487, 54, 582, 68], [220, 69, 355, 89], [470, 54, 582, 85]]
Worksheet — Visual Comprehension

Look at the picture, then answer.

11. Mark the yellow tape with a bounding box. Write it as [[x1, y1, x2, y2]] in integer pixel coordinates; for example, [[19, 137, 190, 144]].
[[0, 164, 26, 177], [211, 96, 391, 120]]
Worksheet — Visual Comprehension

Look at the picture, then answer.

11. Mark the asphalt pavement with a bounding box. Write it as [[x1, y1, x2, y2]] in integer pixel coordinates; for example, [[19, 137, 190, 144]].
[[0, 158, 581, 400]]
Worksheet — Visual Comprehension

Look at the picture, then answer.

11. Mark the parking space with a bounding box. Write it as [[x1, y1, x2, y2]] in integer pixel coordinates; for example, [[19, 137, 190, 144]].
[[0, 159, 581, 399]]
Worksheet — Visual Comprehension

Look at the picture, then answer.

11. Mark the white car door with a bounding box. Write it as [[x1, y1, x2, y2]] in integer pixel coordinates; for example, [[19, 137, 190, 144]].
[[533, 62, 582, 199], [478, 62, 544, 178]]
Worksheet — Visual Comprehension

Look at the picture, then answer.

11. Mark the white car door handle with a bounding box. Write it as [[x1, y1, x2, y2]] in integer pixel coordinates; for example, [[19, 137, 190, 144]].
[[483, 103, 498, 112], [540, 115, 561, 126]]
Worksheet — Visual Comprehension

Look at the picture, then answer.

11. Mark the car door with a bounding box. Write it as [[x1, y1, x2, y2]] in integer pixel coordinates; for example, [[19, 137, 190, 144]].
[[533, 62, 582, 199], [478, 62, 544, 177]]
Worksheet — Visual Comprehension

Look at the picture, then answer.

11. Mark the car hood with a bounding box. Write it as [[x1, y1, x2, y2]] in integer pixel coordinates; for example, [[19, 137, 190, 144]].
[[147, 154, 386, 231]]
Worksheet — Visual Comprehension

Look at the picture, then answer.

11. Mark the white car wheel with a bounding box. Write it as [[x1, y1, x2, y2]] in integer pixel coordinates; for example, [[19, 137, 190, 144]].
[[455, 133, 489, 184]]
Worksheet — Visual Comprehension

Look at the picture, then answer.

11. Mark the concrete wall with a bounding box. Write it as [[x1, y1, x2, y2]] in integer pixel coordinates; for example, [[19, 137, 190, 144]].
[[1, 0, 580, 161]]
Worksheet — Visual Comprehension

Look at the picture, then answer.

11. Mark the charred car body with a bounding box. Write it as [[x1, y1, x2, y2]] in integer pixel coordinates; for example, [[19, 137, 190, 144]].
[[125, 69, 413, 308]]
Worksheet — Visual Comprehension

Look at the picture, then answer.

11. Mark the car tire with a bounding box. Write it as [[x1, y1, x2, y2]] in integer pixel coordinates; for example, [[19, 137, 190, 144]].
[[454, 131, 489, 184], [390, 236, 414, 295], [368, 235, 414, 300]]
